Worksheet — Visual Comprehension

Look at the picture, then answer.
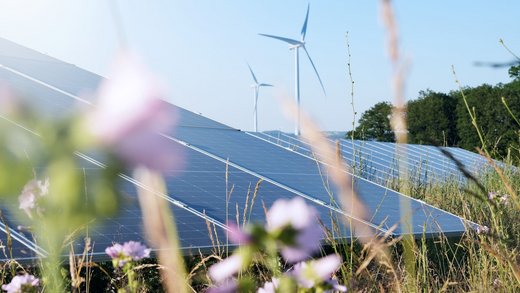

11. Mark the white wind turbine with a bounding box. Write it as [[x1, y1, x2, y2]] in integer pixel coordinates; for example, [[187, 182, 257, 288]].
[[247, 63, 273, 132], [259, 3, 326, 136]]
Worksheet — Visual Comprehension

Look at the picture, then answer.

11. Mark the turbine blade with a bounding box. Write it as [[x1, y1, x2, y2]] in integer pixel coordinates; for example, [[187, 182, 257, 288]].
[[259, 34, 302, 46], [247, 63, 258, 84], [301, 3, 310, 41], [259, 83, 274, 87], [303, 46, 326, 96], [474, 60, 520, 68]]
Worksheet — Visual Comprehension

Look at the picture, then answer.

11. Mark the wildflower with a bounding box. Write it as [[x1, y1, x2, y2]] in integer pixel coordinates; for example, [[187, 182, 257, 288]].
[[499, 194, 509, 205], [227, 222, 252, 245], [487, 191, 496, 200], [324, 279, 347, 292], [1, 274, 39, 293], [85, 51, 182, 172], [18, 178, 49, 218], [257, 278, 279, 293], [267, 197, 323, 263], [290, 254, 343, 289], [208, 254, 244, 283], [105, 241, 150, 267], [0, 83, 17, 116], [476, 225, 489, 235], [207, 280, 238, 293], [122, 241, 151, 260]]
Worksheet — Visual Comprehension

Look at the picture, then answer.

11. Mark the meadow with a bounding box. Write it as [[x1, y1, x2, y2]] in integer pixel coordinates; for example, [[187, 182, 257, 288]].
[[0, 1, 519, 293]]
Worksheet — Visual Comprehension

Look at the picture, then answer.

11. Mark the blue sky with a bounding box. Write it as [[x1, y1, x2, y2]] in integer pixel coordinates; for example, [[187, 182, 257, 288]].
[[1, 1, 519, 132]]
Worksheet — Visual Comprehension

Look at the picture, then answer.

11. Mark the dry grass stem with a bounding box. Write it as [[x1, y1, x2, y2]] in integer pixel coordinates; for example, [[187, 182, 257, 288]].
[[134, 167, 189, 293]]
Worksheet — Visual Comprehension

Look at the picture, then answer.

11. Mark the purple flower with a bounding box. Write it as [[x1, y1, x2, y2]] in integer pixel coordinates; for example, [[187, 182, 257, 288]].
[[18, 178, 49, 218], [257, 278, 279, 293], [0, 83, 17, 116], [267, 197, 323, 262], [207, 280, 238, 293], [85, 51, 183, 172], [105, 241, 150, 267], [291, 255, 343, 289], [227, 222, 252, 245], [487, 191, 497, 200], [1, 274, 39, 293], [208, 254, 244, 283], [324, 279, 347, 292], [122, 241, 150, 260], [105, 243, 124, 259]]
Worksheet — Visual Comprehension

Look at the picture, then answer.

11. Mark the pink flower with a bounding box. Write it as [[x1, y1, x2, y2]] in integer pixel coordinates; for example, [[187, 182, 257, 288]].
[[257, 278, 279, 293], [18, 178, 49, 218], [122, 241, 151, 260], [267, 197, 323, 263], [227, 222, 252, 245], [207, 280, 238, 293], [105, 243, 124, 259], [86, 51, 183, 172], [291, 255, 343, 289], [0, 83, 18, 116], [208, 254, 244, 283], [1, 274, 39, 293], [105, 241, 150, 267]]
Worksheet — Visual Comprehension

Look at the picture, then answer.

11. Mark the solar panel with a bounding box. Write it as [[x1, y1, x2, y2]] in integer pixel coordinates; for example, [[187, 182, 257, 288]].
[[0, 38, 476, 264], [257, 130, 494, 185], [0, 210, 44, 262], [255, 131, 445, 184], [0, 68, 362, 261], [168, 127, 468, 236]]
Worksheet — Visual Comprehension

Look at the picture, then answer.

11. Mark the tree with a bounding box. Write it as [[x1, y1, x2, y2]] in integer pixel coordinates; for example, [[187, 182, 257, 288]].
[[407, 90, 458, 146], [347, 102, 394, 142], [454, 82, 520, 158], [509, 64, 520, 81]]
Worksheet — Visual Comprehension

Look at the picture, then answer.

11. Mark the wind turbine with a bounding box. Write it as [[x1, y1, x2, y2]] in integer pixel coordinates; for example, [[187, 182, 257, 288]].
[[259, 3, 326, 136], [248, 63, 273, 132]]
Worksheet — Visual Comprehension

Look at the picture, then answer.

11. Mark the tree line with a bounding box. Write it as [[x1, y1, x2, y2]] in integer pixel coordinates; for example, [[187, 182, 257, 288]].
[[347, 65, 520, 160]]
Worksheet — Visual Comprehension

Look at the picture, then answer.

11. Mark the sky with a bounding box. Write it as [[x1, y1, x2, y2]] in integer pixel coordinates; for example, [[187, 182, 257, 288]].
[[0, 1, 519, 132]]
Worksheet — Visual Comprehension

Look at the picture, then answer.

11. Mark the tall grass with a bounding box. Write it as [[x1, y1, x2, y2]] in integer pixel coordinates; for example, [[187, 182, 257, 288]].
[[0, 1, 519, 292]]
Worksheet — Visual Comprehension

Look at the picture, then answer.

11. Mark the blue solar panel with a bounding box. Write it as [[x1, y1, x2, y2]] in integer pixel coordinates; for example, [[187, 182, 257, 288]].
[[169, 127, 468, 236], [0, 38, 476, 264], [0, 211, 43, 262], [258, 131, 493, 185], [0, 38, 232, 131]]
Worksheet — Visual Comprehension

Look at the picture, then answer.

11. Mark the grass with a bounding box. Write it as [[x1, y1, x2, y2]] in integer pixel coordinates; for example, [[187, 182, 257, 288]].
[[0, 160, 514, 292], [1, 1, 519, 291]]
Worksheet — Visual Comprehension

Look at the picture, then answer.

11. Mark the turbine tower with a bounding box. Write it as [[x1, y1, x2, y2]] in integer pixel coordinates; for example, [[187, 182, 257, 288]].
[[259, 3, 326, 136], [248, 63, 273, 132]]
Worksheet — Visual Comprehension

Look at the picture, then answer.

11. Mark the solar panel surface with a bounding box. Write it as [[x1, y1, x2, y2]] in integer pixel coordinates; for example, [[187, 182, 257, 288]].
[[0, 37, 476, 263], [256, 130, 494, 185]]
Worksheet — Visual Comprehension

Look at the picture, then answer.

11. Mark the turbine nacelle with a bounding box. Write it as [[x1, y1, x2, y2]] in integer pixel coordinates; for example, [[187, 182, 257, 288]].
[[289, 42, 304, 50]]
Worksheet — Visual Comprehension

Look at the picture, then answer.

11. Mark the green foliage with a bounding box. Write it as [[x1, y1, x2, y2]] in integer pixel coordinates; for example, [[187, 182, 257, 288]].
[[454, 81, 520, 158], [346, 102, 394, 142], [509, 64, 520, 81], [351, 79, 520, 162], [407, 90, 458, 146]]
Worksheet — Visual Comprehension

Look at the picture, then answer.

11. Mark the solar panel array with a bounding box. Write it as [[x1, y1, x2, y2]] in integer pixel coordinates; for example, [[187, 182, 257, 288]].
[[252, 131, 495, 186], [0, 38, 475, 263]]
